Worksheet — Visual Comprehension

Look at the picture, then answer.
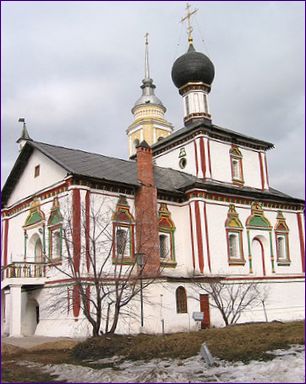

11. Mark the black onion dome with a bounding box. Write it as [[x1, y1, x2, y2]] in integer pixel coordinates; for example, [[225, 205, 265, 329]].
[[171, 44, 215, 89]]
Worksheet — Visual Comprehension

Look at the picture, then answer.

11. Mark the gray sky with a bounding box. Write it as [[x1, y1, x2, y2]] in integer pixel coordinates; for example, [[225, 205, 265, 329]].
[[2, 1, 305, 198]]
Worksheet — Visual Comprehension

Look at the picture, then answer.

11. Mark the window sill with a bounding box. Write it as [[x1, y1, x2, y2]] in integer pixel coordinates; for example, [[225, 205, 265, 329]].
[[48, 259, 62, 266], [232, 179, 245, 186], [228, 259, 246, 266], [277, 260, 291, 266], [160, 259, 177, 268], [112, 257, 134, 265]]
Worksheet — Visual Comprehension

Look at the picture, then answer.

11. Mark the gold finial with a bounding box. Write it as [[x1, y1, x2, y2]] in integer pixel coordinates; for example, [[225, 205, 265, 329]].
[[181, 2, 198, 45], [144, 32, 150, 79]]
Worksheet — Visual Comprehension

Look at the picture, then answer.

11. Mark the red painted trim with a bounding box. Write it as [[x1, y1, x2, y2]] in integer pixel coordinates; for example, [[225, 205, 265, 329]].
[[253, 237, 266, 276], [189, 204, 196, 270], [194, 141, 199, 176], [264, 154, 270, 187], [207, 139, 212, 176], [3, 219, 9, 267], [85, 191, 90, 272], [258, 152, 265, 190], [194, 201, 204, 273], [297, 213, 305, 272], [203, 203, 211, 272], [199, 137, 206, 177], [72, 189, 81, 273], [72, 285, 81, 318]]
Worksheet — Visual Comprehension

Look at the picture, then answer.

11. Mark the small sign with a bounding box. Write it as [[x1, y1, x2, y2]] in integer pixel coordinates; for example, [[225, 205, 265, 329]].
[[192, 311, 204, 321]]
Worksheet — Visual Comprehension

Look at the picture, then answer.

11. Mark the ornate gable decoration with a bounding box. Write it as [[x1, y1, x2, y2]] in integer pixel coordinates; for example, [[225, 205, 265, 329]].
[[246, 202, 271, 230], [48, 197, 63, 227], [159, 203, 175, 230], [112, 195, 134, 223], [275, 211, 289, 232], [225, 204, 243, 228], [229, 145, 242, 158], [24, 198, 45, 227]]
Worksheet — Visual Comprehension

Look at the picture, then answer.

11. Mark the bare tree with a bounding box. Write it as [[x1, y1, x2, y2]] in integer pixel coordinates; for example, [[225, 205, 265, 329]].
[[46, 195, 160, 337], [194, 277, 269, 326]]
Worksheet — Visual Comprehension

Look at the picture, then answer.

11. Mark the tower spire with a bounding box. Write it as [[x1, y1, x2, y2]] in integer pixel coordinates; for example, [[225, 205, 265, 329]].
[[181, 2, 198, 45], [144, 32, 150, 80], [16, 117, 32, 151]]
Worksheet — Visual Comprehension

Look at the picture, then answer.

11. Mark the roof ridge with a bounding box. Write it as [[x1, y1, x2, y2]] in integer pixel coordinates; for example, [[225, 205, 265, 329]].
[[32, 140, 137, 165]]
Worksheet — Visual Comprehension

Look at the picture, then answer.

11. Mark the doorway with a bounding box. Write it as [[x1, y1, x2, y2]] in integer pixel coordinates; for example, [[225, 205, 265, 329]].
[[199, 294, 210, 329]]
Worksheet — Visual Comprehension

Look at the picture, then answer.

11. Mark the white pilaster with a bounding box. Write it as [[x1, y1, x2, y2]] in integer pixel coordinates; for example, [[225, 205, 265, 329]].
[[10, 285, 23, 336]]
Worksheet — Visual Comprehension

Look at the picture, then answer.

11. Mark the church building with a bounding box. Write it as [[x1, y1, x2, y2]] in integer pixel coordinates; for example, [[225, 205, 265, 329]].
[[1, 6, 304, 337]]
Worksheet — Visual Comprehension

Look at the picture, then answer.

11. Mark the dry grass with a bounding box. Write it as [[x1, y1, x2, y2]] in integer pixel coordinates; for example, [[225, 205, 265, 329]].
[[72, 320, 304, 363], [1, 321, 304, 382]]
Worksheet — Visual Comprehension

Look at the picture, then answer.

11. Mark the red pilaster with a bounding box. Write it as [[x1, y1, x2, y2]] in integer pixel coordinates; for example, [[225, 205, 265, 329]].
[[203, 203, 211, 272], [207, 139, 212, 176], [85, 191, 90, 272], [189, 204, 196, 269], [195, 201, 204, 273], [199, 137, 206, 177], [264, 154, 270, 187], [194, 140, 199, 176], [72, 189, 81, 274], [258, 152, 265, 190], [297, 213, 305, 273]]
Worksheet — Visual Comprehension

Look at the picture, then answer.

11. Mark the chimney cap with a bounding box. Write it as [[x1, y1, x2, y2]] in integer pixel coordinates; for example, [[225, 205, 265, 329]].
[[136, 140, 151, 149]]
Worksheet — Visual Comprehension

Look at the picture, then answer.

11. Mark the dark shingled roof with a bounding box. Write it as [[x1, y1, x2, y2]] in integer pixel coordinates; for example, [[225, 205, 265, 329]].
[[2, 140, 303, 208]]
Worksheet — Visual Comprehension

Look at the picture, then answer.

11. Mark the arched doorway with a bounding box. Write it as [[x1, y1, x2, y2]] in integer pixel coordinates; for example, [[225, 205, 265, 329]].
[[22, 298, 39, 336], [251, 237, 266, 276]]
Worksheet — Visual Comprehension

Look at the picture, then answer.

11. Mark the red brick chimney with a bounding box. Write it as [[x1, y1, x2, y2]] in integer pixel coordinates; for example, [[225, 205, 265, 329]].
[[135, 141, 160, 276]]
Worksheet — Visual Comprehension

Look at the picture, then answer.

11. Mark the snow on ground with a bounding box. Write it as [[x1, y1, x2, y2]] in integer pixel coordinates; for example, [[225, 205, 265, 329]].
[[22, 345, 305, 383]]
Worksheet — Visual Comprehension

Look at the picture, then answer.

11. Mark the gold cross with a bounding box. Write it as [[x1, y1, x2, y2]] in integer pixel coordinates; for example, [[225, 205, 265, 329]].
[[181, 3, 198, 44]]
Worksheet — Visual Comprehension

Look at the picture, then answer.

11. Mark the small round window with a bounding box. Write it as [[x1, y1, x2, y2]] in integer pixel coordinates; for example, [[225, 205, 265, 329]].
[[179, 157, 187, 169]]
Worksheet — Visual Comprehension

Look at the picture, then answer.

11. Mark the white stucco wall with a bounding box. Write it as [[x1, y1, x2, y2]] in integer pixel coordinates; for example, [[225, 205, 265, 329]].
[[155, 135, 266, 190], [7, 149, 67, 207]]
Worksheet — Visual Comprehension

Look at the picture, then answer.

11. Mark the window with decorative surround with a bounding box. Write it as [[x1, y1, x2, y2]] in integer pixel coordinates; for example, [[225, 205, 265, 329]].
[[176, 286, 188, 313], [230, 146, 244, 186], [158, 203, 176, 266], [47, 197, 63, 262], [112, 196, 135, 263], [274, 211, 290, 265], [225, 205, 245, 265]]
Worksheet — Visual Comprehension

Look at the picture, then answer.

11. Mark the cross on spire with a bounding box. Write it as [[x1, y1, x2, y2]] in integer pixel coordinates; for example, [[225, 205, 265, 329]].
[[181, 3, 198, 45]]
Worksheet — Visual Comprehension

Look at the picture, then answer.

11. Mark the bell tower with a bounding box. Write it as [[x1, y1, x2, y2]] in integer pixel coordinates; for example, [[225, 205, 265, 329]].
[[127, 34, 173, 157]]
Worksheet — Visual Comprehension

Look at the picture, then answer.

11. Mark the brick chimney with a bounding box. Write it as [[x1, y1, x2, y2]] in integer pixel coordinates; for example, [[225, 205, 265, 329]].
[[135, 140, 160, 276]]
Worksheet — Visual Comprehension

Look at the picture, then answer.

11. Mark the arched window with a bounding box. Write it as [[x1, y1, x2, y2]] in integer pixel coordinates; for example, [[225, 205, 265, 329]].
[[185, 95, 190, 115], [229, 233, 238, 258], [158, 204, 176, 266], [48, 197, 63, 261], [230, 146, 244, 185], [112, 196, 135, 262], [225, 205, 245, 265], [176, 286, 187, 313], [133, 139, 140, 152], [274, 211, 290, 265]]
